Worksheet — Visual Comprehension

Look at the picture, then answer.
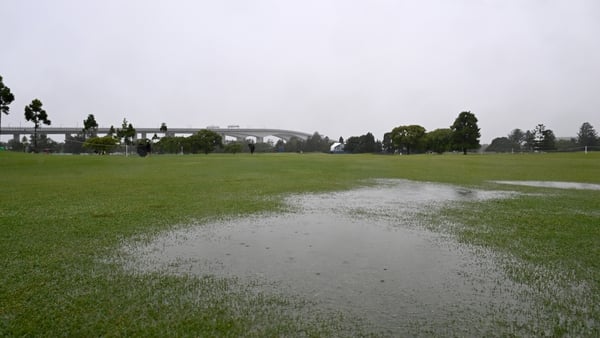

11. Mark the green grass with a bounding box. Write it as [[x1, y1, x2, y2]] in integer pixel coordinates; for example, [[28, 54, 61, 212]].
[[434, 186, 600, 336], [1, 151, 599, 336]]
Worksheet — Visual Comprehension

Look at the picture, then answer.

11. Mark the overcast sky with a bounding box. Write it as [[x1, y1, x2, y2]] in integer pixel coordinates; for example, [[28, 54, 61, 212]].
[[2, 0, 599, 143]]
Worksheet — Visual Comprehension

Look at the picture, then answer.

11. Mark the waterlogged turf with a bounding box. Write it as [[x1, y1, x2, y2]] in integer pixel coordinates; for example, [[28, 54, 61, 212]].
[[122, 180, 533, 335], [2, 152, 598, 336]]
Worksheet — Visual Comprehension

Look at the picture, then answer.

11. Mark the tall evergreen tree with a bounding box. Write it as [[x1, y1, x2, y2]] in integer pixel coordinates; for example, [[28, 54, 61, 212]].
[[577, 122, 598, 147], [531, 124, 556, 151]]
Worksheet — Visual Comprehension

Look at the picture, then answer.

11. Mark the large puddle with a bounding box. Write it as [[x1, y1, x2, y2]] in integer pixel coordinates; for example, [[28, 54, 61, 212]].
[[122, 180, 532, 335], [492, 180, 600, 190]]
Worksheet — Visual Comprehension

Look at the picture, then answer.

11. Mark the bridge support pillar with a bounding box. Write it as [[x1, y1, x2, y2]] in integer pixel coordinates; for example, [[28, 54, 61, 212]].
[[256, 136, 264, 143], [13, 134, 20, 142]]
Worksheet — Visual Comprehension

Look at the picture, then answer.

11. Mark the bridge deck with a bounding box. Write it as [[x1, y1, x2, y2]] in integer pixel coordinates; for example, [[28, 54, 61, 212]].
[[0, 127, 312, 141]]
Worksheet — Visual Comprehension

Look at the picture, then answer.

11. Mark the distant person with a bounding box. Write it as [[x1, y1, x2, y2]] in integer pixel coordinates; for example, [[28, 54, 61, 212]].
[[248, 143, 255, 154], [137, 139, 152, 157]]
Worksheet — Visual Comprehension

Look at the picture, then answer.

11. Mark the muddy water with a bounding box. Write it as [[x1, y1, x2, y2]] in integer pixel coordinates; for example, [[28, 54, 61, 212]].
[[124, 180, 529, 335]]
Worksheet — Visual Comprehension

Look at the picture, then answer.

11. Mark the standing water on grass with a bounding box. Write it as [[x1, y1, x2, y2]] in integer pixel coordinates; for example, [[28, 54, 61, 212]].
[[122, 179, 532, 335]]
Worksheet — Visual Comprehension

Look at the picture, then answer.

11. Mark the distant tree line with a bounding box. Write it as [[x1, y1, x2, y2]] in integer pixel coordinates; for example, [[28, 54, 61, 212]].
[[486, 122, 599, 153], [344, 132, 381, 153], [1, 75, 55, 152], [1, 74, 334, 155], [344, 111, 481, 155], [269, 132, 332, 153], [154, 129, 222, 154], [1, 73, 598, 155]]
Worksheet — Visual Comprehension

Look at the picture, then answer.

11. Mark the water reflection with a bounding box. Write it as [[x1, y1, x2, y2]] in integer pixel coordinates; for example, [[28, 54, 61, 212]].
[[123, 179, 529, 335]]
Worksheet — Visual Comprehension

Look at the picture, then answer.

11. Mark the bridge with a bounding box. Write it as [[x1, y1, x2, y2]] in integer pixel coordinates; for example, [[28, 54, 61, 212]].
[[0, 126, 312, 143]]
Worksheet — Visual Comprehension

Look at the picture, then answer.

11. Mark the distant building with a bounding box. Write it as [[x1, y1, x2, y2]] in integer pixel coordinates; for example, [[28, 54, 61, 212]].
[[330, 142, 345, 153]]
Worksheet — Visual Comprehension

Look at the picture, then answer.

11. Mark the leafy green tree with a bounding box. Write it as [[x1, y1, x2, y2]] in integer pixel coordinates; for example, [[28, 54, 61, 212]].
[[391, 125, 426, 155], [555, 138, 578, 152], [224, 142, 243, 154], [253, 141, 275, 153], [486, 137, 519, 153], [305, 132, 331, 152], [523, 130, 535, 151], [28, 134, 59, 153], [382, 132, 395, 153], [189, 129, 222, 154], [279, 137, 305, 152], [82, 114, 99, 139], [541, 130, 556, 151], [424, 128, 453, 154], [24, 99, 51, 152], [450, 111, 480, 155], [344, 136, 360, 153], [344, 132, 378, 153], [361, 132, 378, 153], [83, 136, 119, 154], [7, 138, 25, 152], [0, 75, 15, 138], [157, 136, 188, 154], [577, 122, 598, 147], [507, 128, 525, 149]]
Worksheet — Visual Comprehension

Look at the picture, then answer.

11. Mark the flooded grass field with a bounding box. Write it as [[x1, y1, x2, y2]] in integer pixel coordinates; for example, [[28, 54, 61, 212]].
[[3, 152, 598, 336], [122, 180, 539, 335]]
